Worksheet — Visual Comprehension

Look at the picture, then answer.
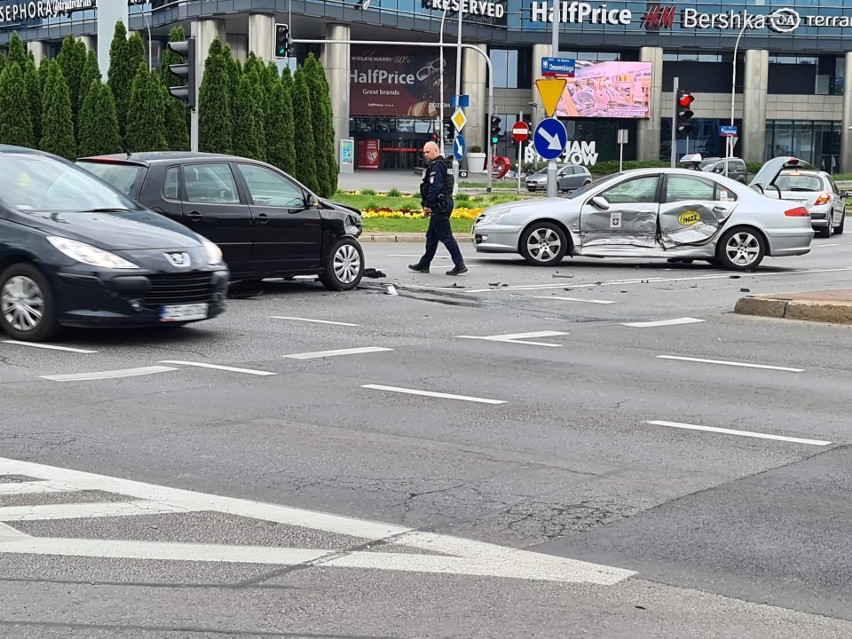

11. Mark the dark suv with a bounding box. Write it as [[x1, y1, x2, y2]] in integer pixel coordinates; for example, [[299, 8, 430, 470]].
[[698, 157, 748, 184], [77, 153, 365, 291]]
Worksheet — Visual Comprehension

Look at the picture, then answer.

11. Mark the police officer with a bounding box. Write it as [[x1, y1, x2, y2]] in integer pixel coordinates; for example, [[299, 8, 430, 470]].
[[409, 141, 468, 275]]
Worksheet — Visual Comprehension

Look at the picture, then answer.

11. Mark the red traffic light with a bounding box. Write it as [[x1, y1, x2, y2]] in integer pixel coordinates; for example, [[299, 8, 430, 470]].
[[678, 92, 694, 107]]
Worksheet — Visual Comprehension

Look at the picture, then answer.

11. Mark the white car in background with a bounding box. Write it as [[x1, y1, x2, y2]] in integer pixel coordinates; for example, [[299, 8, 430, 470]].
[[750, 156, 846, 238], [472, 165, 813, 271]]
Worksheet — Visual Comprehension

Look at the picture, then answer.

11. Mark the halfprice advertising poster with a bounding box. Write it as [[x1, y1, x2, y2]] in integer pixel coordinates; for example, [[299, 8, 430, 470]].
[[350, 46, 457, 118]]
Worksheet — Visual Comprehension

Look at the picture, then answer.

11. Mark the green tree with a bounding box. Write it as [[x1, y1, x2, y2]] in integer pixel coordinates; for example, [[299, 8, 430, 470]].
[[78, 49, 101, 119], [56, 36, 87, 134], [7, 32, 27, 68], [40, 62, 76, 160], [0, 50, 5, 74], [0, 63, 34, 148], [232, 71, 266, 160], [78, 80, 123, 157], [279, 67, 297, 175], [23, 57, 42, 146], [125, 64, 167, 152], [198, 39, 232, 154], [304, 55, 337, 197], [225, 48, 241, 139], [292, 67, 319, 193], [107, 21, 145, 138]]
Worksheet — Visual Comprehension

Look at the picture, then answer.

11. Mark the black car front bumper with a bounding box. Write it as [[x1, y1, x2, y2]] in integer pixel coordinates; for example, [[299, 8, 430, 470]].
[[50, 267, 229, 328]]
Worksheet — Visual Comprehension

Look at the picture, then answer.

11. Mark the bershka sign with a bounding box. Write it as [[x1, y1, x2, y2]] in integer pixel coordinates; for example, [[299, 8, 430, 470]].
[[0, 0, 144, 25], [423, 0, 504, 19], [529, 2, 850, 34]]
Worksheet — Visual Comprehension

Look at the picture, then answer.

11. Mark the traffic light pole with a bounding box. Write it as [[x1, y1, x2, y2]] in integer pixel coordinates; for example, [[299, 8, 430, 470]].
[[190, 25, 199, 153], [670, 76, 678, 168]]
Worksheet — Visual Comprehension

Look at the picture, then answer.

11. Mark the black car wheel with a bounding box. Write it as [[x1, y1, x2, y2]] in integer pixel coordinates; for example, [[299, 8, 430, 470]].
[[520, 222, 568, 266], [818, 221, 832, 238], [0, 263, 59, 342], [835, 209, 845, 235], [716, 227, 765, 271], [320, 238, 364, 291]]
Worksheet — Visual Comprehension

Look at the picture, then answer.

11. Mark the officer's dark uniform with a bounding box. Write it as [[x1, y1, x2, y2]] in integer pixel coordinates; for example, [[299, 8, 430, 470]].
[[410, 155, 466, 274]]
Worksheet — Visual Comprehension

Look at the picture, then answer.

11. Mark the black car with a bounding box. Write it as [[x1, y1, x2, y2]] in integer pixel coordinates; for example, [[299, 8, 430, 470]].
[[0, 146, 229, 342], [77, 152, 365, 291]]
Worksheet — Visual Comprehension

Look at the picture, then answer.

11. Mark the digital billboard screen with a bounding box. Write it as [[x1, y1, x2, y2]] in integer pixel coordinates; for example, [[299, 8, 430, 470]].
[[555, 61, 652, 119]]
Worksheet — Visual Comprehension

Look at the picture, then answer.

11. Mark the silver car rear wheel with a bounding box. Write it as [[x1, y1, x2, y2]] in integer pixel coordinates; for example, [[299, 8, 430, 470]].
[[717, 227, 765, 271], [520, 222, 568, 266]]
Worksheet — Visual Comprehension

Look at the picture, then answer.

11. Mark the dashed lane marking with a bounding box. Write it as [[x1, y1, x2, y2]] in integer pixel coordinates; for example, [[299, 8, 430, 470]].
[[269, 316, 362, 327], [2, 340, 97, 353], [646, 420, 832, 447], [159, 360, 276, 376], [362, 384, 507, 405], [622, 318, 705, 328], [533, 296, 616, 305], [40, 366, 178, 382], [457, 330, 568, 347], [656, 355, 804, 373], [283, 347, 393, 360]]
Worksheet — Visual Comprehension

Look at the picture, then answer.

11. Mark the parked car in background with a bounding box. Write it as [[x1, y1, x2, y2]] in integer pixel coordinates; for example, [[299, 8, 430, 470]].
[[473, 165, 813, 271], [749, 156, 846, 238], [526, 165, 592, 193], [698, 157, 748, 184], [77, 153, 365, 291], [0, 146, 228, 341]]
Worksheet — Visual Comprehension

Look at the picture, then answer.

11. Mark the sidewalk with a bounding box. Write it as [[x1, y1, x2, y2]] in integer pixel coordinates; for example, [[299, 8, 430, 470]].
[[735, 290, 852, 324]]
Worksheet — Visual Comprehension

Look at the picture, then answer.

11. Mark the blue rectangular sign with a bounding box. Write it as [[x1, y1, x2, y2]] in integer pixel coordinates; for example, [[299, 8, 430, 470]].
[[719, 125, 738, 137], [450, 95, 470, 109], [541, 57, 576, 77]]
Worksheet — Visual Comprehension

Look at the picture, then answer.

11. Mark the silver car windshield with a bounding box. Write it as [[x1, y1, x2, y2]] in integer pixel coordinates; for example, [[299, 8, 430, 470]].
[[0, 153, 141, 213], [563, 173, 620, 200]]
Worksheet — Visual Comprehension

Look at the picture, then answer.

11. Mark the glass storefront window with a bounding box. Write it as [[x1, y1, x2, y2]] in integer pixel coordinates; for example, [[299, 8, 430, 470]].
[[660, 119, 742, 160], [490, 49, 519, 89], [765, 121, 841, 172]]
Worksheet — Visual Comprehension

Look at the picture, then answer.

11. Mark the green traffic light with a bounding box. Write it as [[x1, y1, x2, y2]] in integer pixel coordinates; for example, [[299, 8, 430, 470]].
[[491, 136, 499, 144]]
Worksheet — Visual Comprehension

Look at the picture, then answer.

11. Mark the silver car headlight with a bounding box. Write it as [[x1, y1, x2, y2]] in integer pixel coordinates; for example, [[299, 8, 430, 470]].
[[202, 239, 224, 266], [47, 236, 139, 270], [478, 210, 512, 225]]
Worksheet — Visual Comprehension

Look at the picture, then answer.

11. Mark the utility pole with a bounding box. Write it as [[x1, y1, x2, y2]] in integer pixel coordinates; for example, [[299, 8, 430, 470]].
[[547, 0, 560, 197]]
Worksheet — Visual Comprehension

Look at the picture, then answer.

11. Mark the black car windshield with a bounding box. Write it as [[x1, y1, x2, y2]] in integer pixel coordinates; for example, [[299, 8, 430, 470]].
[[0, 153, 141, 213], [563, 173, 620, 200]]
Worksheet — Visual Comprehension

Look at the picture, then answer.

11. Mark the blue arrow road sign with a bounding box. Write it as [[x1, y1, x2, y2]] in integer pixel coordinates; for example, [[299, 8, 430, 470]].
[[534, 118, 567, 160], [453, 134, 466, 161]]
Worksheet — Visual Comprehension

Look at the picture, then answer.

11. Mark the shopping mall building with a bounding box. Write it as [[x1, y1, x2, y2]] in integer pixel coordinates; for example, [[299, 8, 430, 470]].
[[2, 1, 852, 172]]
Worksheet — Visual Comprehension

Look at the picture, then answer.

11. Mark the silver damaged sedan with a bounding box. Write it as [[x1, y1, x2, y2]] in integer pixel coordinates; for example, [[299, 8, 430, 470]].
[[472, 166, 813, 271]]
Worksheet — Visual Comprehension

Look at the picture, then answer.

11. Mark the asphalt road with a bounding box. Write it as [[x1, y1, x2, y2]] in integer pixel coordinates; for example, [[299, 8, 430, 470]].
[[1, 236, 851, 638]]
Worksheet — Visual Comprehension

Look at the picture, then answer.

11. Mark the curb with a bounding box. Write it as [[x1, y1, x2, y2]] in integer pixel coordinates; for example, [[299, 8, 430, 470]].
[[734, 295, 852, 324], [362, 233, 474, 243]]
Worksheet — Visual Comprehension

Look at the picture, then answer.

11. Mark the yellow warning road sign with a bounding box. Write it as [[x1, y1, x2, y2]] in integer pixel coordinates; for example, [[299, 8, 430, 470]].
[[535, 78, 567, 118]]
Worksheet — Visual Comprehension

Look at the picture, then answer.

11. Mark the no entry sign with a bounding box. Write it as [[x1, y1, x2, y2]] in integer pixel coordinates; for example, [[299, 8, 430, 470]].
[[511, 121, 530, 142]]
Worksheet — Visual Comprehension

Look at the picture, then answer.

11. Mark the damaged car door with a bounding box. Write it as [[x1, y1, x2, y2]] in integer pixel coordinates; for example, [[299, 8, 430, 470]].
[[579, 174, 660, 248], [658, 174, 737, 247]]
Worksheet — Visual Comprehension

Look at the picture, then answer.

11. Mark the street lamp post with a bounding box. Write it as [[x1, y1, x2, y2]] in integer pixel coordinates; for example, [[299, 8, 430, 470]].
[[451, 11, 463, 195], [546, 0, 560, 197], [727, 21, 749, 176], [527, 101, 538, 172], [438, 8, 449, 156], [139, 2, 153, 70]]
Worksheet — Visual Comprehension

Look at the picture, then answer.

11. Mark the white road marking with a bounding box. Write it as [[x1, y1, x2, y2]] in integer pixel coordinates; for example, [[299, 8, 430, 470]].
[[533, 296, 616, 305], [0, 456, 633, 585], [362, 384, 506, 405], [0, 480, 77, 496], [646, 421, 831, 447], [457, 330, 568, 347], [814, 243, 839, 248], [0, 500, 192, 522], [2, 340, 97, 354], [622, 318, 705, 328], [283, 347, 393, 360], [40, 366, 178, 382], [159, 360, 276, 376], [656, 355, 804, 373], [269, 316, 362, 327]]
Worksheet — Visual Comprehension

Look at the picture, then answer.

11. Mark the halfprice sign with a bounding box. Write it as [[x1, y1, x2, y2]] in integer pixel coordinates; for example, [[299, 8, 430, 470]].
[[511, 121, 530, 142]]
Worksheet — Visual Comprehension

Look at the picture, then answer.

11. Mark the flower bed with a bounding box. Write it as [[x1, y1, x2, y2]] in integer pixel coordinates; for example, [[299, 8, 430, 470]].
[[361, 207, 484, 220]]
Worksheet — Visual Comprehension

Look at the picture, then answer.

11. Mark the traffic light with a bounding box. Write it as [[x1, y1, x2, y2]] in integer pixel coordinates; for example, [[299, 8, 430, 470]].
[[275, 23, 290, 58], [166, 37, 196, 109], [675, 90, 695, 135], [490, 115, 502, 145], [444, 118, 453, 140]]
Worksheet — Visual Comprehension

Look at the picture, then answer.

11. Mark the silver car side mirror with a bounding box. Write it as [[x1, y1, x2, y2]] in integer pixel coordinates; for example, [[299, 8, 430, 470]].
[[590, 196, 610, 210]]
